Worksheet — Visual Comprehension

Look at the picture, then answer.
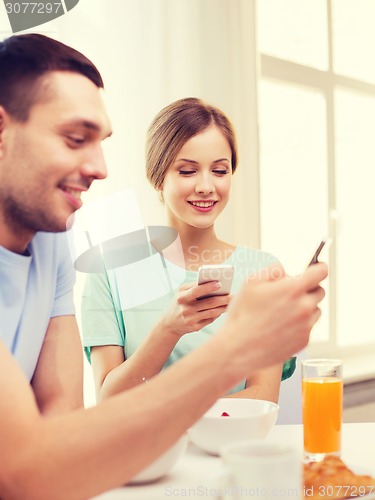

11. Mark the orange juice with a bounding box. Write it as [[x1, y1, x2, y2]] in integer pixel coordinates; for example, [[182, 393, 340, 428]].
[[302, 378, 343, 453]]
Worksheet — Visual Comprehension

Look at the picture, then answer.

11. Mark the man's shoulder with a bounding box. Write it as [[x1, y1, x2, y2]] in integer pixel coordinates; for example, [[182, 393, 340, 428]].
[[32, 231, 72, 254], [31, 231, 74, 272]]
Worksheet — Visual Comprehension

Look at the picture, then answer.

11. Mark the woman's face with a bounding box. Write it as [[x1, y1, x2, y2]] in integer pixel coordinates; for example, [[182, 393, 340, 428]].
[[161, 125, 232, 231]]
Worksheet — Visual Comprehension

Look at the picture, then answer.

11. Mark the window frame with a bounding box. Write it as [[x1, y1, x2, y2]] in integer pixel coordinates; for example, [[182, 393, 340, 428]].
[[256, 0, 375, 359]]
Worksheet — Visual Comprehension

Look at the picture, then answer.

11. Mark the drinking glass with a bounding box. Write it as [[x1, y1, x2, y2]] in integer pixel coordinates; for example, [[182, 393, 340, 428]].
[[302, 358, 343, 462]]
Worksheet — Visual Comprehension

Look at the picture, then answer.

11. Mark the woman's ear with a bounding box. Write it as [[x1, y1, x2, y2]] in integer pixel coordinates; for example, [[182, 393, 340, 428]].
[[156, 184, 164, 203]]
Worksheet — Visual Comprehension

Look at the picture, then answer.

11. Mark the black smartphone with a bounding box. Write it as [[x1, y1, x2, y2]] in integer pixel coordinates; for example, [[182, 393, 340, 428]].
[[307, 239, 328, 267]]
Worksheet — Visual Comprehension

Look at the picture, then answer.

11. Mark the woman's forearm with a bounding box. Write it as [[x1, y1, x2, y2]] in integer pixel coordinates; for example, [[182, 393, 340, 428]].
[[224, 364, 283, 403], [97, 317, 181, 399]]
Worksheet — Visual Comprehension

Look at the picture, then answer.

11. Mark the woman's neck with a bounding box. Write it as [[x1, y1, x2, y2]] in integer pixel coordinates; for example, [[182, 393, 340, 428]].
[[164, 222, 235, 272]]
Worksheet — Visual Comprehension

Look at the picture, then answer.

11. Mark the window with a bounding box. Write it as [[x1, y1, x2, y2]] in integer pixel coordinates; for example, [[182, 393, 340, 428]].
[[256, 0, 375, 356]]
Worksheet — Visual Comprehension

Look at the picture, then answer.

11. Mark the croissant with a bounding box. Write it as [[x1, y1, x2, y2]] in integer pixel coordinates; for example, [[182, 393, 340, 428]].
[[304, 456, 375, 500]]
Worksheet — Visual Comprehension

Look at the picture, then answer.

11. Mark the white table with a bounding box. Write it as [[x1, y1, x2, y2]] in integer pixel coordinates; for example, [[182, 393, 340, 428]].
[[93, 423, 375, 500]]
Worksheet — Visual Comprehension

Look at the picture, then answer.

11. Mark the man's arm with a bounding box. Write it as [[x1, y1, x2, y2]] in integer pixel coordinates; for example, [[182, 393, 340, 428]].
[[0, 263, 327, 500], [0, 333, 238, 500], [31, 316, 84, 415]]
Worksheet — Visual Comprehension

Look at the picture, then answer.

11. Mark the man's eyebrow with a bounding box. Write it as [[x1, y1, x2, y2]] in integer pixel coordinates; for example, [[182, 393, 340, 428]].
[[64, 119, 113, 138]]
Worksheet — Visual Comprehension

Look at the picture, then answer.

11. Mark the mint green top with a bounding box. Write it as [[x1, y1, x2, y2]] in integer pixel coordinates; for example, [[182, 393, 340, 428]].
[[81, 246, 295, 394]]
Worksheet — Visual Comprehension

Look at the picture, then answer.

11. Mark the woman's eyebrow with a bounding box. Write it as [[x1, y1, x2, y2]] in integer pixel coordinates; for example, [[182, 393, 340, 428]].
[[213, 158, 230, 164], [175, 158, 230, 164], [175, 158, 199, 164]]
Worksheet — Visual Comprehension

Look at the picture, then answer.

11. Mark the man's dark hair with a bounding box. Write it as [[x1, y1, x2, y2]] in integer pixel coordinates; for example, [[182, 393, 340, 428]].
[[0, 33, 104, 121]]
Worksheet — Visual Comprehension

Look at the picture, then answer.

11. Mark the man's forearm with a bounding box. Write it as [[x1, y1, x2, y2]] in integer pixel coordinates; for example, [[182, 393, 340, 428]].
[[1, 263, 328, 500], [1, 333, 249, 500]]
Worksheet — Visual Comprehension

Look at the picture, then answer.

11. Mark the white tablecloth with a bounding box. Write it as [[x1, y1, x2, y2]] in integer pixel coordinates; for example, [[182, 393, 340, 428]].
[[92, 423, 375, 499]]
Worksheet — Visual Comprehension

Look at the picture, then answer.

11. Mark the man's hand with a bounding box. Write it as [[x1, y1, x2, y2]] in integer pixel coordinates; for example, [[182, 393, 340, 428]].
[[218, 263, 328, 372]]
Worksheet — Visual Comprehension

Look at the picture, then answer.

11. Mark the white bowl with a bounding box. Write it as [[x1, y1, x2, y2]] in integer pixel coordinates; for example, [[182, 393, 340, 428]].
[[188, 398, 279, 455], [128, 433, 188, 484]]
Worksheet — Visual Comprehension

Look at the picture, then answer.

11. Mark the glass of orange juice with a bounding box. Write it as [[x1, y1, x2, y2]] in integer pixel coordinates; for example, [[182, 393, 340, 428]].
[[302, 359, 343, 462]]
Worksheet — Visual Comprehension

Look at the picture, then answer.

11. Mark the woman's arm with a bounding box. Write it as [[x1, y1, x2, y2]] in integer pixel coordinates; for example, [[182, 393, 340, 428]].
[[224, 364, 283, 403], [87, 278, 230, 400]]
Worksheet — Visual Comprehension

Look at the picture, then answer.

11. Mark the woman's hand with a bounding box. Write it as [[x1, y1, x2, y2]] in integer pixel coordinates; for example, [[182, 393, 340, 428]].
[[161, 281, 231, 338]]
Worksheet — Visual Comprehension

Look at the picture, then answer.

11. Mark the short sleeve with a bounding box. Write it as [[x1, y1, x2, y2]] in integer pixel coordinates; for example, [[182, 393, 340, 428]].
[[51, 233, 75, 318], [81, 271, 125, 363]]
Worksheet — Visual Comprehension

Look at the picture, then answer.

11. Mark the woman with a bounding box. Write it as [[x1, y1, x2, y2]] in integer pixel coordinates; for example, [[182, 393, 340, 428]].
[[82, 98, 295, 402]]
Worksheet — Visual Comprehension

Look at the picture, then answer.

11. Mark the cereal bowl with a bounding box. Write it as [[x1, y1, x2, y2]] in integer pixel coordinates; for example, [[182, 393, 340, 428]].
[[188, 398, 279, 455]]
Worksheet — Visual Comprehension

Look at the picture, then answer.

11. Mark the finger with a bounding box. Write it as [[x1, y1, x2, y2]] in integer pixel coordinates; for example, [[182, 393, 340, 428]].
[[309, 307, 322, 329], [178, 281, 197, 292], [198, 305, 227, 321], [308, 285, 326, 305], [195, 294, 231, 312], [300, 262, 328, 292], [296, 288, 325, 323], [190, 281, 221, 300], [281, 262, 328, 294]]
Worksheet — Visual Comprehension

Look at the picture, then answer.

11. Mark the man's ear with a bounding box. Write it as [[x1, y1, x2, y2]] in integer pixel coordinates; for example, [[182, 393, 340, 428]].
[[0, 106, 12, 159], [0, 107, 6, 157]]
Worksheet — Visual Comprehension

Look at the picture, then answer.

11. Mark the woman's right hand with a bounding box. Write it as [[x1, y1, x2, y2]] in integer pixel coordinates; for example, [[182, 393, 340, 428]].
[[161, 281, 231, 338]]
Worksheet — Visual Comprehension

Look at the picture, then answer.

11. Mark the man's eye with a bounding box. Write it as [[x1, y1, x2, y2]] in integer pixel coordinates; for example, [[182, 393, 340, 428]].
[[67, 136, 85, 145]]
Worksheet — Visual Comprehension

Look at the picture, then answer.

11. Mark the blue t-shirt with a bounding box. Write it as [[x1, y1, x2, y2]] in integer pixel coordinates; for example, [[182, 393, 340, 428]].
[[0, 232, 75, 381]]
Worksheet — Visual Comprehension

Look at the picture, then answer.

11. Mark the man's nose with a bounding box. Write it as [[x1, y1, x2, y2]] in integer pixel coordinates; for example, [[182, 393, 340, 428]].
[[80, 146, 107, 181]]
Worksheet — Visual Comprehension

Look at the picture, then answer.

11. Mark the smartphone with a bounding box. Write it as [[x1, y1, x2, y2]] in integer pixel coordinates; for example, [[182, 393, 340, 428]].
[[197, 264, 234, 299], [307, 239, 330, 267]]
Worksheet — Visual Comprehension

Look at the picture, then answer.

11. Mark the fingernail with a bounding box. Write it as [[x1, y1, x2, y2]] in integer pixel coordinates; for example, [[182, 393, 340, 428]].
[[214, 281, 221, 289]]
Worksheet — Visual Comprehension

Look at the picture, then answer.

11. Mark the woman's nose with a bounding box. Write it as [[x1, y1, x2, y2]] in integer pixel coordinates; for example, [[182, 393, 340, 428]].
[[195, 174, 215, 195]]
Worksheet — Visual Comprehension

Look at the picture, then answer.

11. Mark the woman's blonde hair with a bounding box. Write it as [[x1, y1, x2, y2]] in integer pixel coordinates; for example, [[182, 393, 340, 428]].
[[146, 97, 238, 190]]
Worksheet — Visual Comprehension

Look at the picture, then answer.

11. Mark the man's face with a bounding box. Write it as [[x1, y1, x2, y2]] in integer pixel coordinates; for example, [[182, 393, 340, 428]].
[[0, 71, 112, 247]]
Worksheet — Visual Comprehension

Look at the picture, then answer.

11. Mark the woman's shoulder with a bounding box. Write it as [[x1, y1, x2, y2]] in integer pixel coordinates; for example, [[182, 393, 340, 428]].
[[232, 245, 281, 267]]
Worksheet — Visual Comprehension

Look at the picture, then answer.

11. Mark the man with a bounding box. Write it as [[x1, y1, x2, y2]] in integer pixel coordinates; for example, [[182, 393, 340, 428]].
[[0, 33, 327, 499]]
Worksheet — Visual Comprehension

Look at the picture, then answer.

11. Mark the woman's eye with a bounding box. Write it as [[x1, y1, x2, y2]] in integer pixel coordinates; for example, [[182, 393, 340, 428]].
[[213, 169, 229, 175], [179, 170, 195, 176]]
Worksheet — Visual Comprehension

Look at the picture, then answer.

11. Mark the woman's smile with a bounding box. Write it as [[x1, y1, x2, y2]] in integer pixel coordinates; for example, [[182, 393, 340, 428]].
[[187, 200, 218, 212]]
